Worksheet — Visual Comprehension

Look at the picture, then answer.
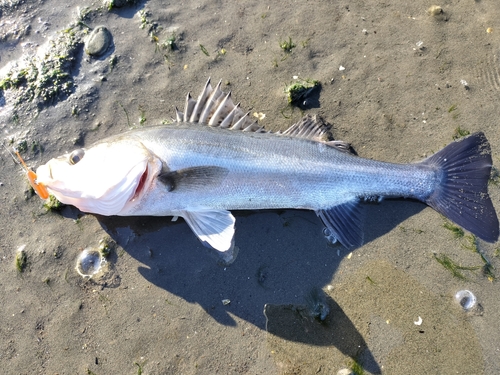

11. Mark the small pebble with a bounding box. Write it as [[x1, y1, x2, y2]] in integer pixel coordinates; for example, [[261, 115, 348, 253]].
[[427, 5, 443, 16], [460, 79, 470, 90], [85, 26, 112, 57]]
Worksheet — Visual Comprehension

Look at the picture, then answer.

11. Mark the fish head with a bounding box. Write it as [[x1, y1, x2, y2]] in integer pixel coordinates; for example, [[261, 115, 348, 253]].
[[36, 137, 162, 215]]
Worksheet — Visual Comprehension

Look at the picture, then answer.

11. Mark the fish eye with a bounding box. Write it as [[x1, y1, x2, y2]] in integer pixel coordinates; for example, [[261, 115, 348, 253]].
[[69, 149, 85, 165]]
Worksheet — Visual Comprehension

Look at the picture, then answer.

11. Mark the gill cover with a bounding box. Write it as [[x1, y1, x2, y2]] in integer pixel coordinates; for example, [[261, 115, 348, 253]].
[[36, 139, 154, 215]]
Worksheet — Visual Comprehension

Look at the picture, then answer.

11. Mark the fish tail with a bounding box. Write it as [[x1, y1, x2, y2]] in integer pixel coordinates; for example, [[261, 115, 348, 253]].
[[422, 132, 499, 242]]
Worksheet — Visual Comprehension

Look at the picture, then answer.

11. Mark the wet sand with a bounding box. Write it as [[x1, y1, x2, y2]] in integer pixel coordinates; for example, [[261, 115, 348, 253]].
[[1, 0, 500, 374]]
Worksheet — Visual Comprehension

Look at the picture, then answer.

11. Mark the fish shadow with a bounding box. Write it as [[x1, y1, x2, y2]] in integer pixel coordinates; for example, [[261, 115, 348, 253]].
[[94, 199, 424, 373], [264, 297, 381, 374], [363, 198, 425, 244]]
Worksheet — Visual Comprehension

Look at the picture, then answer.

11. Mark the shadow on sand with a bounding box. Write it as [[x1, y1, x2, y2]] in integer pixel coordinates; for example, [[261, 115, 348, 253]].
[[92, 199, 425, 374]]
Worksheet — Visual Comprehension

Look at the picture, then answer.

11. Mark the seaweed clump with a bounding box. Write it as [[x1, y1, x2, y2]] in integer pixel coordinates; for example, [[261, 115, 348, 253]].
[[15, 246, 27, 273], [284, 78, 320, 108], [0, 28, 82, 109], [279, 37, 296, 53], [43, 195, 64, 211]]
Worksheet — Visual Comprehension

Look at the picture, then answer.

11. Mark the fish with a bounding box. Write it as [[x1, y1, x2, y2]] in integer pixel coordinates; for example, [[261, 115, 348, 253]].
[[34, 78, 499, 253]]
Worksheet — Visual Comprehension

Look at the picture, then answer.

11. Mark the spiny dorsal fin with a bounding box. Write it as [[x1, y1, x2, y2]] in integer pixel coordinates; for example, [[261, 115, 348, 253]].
[[176, 79, 354, 147], [179, 77, 260, 131], [183, 93, 196, 122], [208, 92, 234, 126], [189, 78, 213, 123], [199, 80, 224, 124]]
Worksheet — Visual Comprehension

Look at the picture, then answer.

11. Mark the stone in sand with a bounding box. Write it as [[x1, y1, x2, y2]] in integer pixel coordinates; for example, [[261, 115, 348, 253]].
[[85, 26, 112, 57]]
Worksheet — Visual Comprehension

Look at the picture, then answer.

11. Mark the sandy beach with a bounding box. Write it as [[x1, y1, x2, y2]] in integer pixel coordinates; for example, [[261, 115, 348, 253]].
[[1, 0, 500, 373]]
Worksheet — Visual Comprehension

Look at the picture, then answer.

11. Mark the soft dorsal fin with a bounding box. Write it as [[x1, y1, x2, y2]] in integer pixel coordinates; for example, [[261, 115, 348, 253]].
[[282, 115, 355, 153], [282, 114, 332, 142]]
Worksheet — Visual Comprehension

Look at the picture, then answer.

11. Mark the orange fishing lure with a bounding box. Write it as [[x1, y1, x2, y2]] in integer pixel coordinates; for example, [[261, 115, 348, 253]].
[[15, 151, 49, 199]]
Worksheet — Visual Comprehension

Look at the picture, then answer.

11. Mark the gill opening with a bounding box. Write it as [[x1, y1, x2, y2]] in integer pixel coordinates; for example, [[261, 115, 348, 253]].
[[132, 165, 148, 201]]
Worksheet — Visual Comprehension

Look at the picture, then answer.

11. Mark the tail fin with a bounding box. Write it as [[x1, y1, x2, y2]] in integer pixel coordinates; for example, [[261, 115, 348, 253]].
[[423, 132, 499, 242]]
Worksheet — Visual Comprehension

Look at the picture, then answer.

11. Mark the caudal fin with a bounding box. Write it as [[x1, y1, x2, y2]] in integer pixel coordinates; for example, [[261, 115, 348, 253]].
[[423, 132, 499, 242]]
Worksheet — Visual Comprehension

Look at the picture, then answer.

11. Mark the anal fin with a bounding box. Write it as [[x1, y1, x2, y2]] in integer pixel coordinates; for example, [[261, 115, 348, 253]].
[[316, 200, 364, 250], [181, 210, 236, 252]]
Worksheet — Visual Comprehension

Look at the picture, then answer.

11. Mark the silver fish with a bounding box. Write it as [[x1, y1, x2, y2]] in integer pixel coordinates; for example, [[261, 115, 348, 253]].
[[35, 78, 499, 252]]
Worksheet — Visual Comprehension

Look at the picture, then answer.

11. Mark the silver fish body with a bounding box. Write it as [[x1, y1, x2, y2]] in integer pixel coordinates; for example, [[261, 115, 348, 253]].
[[35, 79, 499, 252], [125, 123, 435, 214]]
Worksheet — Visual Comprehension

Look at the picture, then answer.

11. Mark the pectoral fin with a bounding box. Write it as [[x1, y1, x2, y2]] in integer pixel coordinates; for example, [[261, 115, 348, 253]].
[[181, 209, 236, 252], [316, 200, 364, 250], [158, 166, 228, 192]]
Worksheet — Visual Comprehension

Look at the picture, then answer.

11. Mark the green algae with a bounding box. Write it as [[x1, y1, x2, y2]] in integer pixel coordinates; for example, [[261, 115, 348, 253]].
[[433, 253, 480, 280], [15, 247, 27, 273], [284, 78, 319, 106], [0, 28, 82, 109]]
